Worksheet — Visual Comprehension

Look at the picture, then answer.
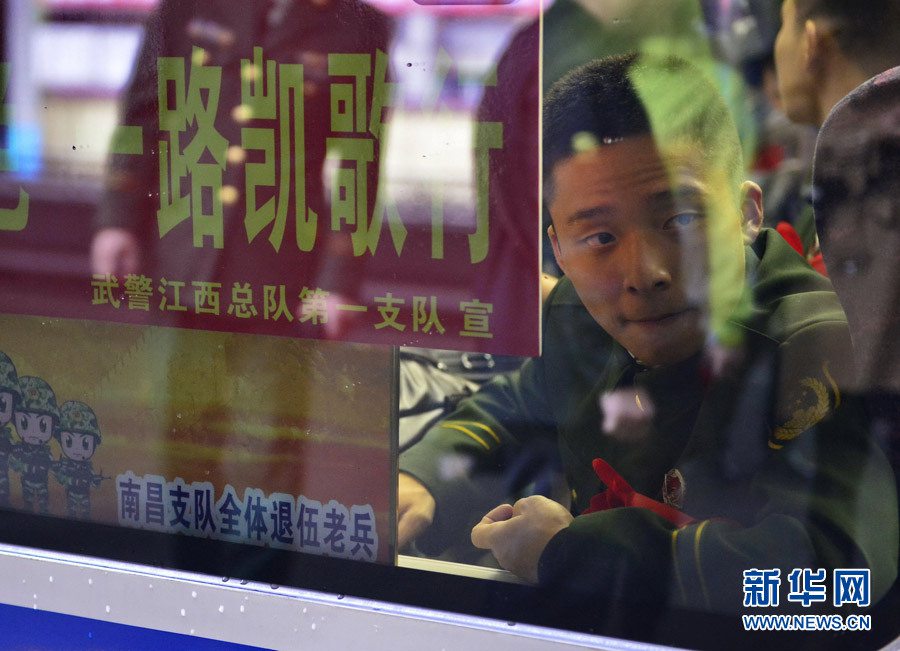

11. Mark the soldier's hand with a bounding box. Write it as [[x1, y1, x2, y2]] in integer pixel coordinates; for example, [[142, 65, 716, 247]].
[[91, 227, 141, 276], [397, 472, 436, 550], [470, 496, 572, 583]]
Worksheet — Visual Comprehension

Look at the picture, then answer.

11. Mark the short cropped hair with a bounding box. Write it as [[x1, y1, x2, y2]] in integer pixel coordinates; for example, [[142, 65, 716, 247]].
[[542, 54, 744, 207], [793, 0, 900, 75]]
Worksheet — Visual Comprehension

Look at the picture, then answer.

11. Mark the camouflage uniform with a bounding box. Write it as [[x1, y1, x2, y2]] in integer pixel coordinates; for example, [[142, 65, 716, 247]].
[[0, 352, 21, 508], [9, 377, 59, 514], [53, 401, 103, 519], [53, 457, 103, 519]]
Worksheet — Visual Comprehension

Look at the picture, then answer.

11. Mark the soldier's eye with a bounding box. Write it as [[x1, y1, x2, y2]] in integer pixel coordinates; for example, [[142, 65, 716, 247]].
[[664, 211, 702, 229], [65, 434, 72, 447], [0, 396, 7, 411], [584, 232, 615, 247], [19, 416, 26, 430], [83, 439, 90, 451], [40, 420, 47, 434]]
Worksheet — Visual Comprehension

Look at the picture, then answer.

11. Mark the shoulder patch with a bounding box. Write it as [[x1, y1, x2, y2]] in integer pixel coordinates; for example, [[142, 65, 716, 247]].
[[769, 362, 840, 450]]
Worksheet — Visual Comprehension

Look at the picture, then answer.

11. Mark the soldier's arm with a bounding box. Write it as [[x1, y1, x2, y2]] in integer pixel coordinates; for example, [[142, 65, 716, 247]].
[[399, 356, 559, 554]]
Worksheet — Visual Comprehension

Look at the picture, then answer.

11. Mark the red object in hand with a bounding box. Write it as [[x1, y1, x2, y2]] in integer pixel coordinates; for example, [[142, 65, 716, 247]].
[[582, 458, 696, 528]]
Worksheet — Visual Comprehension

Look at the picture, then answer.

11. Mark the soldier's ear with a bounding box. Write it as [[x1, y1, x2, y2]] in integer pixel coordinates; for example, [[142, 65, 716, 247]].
[[548, 224, 567, 275], [803, 17, 842, 72], [740, 181, 763, 245], [802, 19, 819, 69]]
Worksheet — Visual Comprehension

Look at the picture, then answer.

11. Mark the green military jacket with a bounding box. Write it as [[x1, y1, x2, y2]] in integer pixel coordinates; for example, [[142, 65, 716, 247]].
[[401, 230, 898, 612]]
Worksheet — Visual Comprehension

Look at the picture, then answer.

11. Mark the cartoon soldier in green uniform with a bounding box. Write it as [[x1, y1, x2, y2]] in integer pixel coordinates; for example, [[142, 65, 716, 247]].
[[10, 376, 59, 513], [52, 400, 104, 519], [0, 351, 21, 508]]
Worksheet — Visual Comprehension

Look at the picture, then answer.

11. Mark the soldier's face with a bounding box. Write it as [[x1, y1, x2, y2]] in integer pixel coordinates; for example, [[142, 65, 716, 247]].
[[15, 411, 54, 445], [548, 136, 749, 367], [61, 431, 96, 461], [0, 391, 12, 425], [818, 172, 900, 393]]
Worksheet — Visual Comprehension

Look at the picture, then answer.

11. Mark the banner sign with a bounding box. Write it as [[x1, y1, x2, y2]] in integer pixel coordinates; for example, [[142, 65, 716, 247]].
[[0, 0, 541, 356], [0, 314, 394, 563]]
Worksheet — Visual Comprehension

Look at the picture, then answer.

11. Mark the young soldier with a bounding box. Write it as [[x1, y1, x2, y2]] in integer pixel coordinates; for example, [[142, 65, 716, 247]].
[[53, 400, 104, 519], [810, 66, 900, 515], [398, 54, 898, 612], [774, 0, 900, 129], [10, 376, 59, 514], [776, 0, 900, 507], [771, 0, 900, 264]]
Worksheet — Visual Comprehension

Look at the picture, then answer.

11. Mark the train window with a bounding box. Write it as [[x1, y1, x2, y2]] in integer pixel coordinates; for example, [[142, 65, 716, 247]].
[[0, 1, 897, 648]]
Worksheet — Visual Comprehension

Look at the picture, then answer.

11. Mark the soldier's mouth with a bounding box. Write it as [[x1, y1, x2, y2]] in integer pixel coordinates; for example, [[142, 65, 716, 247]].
[[624, 307, 694, 327]]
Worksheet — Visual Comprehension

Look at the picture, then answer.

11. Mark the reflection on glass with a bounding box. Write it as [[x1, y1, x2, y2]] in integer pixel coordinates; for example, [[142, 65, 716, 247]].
[[0, 0, 539, 571], [400, 50, 898, 620]]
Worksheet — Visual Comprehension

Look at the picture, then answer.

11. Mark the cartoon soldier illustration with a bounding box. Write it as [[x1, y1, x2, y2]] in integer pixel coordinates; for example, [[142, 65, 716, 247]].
[[52, 400, 104, 519], [0, 351, 21, 508], [9, 376, 59, 513]]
